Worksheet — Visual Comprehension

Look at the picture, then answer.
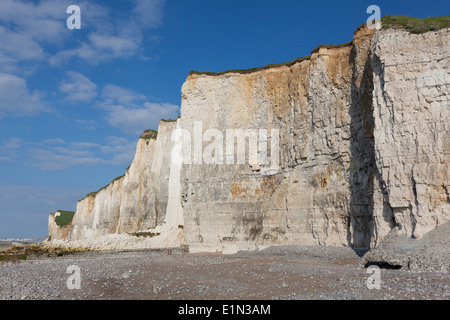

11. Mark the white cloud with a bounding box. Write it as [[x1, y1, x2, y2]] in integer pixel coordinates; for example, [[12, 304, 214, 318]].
[[98, 84, 180, 135], [0, 137, 25, 149], [87, 33, 140, 58], [0, 0, 71, 71], [75, 119, 96, 130], [27, 147, 105, 171], [0, 184, 86, 238], [100, 136, 137, 165], [0, 156, 13, 163], [0, 138, 26, 163], [0, 0, 166, 69], [60, 80, 180, 135], [16, 87, 171, 167], [48, 0, 166, 66], [106, 102, 180, 135], [0, 136, 137, 171], [0, 25, 46, 63], [0, 0, 69, 43], [60, 71, 98, 102], [70, 141, 100, 149], [0, 73, 47, 117], [102, 84, 146, 105], [133, 0, 165, 28], [50, 32, 142, 66], [43, 138, 65, 145]]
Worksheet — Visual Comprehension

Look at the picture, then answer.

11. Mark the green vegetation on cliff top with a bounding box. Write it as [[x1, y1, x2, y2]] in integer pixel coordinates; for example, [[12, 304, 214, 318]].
[[382, 15, 450, 34], [189, 15, 449, 77], [55, 210, 75, 227], [189, 56, 311, 77], [140, 120, 178, 140], [140, 129, 158, 140]]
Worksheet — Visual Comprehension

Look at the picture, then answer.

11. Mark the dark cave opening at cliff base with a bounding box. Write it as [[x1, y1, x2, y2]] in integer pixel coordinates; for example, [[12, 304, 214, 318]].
[[364, 262, 403, 270]]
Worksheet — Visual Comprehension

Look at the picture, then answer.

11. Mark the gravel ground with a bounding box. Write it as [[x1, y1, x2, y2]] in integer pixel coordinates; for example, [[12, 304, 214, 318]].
[[0, 246, 449, 300]]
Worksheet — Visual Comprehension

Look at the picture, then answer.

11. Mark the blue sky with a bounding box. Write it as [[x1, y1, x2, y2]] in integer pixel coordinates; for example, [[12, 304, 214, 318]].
[[0, 0, 448, 239]]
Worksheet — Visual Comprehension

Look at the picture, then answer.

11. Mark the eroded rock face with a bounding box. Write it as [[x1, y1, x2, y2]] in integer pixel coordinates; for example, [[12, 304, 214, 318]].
[[369, 27, 450, 244], [48, 211, 71, 241], [48, 25, 449, 254]]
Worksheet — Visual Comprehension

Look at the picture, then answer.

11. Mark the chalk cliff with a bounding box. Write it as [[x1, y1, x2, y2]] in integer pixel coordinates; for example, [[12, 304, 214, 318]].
[[48, 20, 450, 256], [49, 120, 185, 249]]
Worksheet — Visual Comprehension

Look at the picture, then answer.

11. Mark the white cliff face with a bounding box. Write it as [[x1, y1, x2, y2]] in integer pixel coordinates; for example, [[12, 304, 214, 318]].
[[52, 120, 185, 248], [48, 24, 449, 254], [370, 27, 450, 243]]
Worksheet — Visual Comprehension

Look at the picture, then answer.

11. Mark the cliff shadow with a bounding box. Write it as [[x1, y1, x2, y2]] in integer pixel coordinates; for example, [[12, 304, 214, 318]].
[[347, 45, 376, 252]]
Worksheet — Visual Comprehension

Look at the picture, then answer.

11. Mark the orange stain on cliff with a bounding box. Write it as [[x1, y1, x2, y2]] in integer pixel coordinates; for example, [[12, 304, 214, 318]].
[[230, 183, 248, 200]]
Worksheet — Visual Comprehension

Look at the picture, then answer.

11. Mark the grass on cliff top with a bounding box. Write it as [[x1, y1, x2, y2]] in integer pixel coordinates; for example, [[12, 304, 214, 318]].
[[161, 118, 179, 123], [310, 40, 354, 54], [140, 120, 179, 140], [189, 56, 311, 77], [381, 15, 450, 34], [189, 15, 449, 77], [55, 210, 75, 227], [140, 129, 158, 140]]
